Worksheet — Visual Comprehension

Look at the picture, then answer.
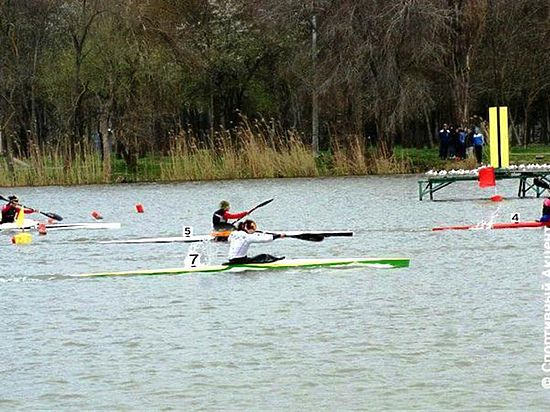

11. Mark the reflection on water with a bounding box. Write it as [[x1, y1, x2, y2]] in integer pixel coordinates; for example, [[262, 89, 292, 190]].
[[1, 176, 548, 409]]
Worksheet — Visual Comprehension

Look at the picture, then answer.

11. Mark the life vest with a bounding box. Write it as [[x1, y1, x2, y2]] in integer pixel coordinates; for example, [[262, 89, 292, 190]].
[[212, 208, 227, 227], [1, 205, 18, 223]]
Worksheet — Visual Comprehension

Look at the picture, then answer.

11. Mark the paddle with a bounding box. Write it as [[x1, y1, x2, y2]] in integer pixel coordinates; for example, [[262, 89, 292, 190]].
[[534, 177, 550, 191], [0, 195, 63, 221], [247, 198, 274, 215], [284, 233, 324, 242], [233, 198, 274, 226], [261, 231, 325, 242]]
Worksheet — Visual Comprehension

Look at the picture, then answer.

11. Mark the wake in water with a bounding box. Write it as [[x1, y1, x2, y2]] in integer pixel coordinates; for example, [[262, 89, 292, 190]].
[[183, 238, 217, 267], [0, 274, 68, 283], [470, 205, 501, 230]]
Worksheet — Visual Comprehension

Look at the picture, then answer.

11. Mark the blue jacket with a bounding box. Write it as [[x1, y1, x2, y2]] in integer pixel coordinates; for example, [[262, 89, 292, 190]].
[[473, 133, 484, 146]]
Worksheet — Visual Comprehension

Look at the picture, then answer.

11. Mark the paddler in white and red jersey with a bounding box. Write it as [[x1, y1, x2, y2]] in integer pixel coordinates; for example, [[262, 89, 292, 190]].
[[226, 219, 285, 264], [1, 195, 35, 223], [212, 200, 250, 231], [540, 198, 550, 222]]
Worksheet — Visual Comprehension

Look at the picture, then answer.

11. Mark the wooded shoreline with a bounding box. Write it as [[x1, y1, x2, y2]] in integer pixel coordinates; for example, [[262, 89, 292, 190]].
[[1, 0, 549, 183]]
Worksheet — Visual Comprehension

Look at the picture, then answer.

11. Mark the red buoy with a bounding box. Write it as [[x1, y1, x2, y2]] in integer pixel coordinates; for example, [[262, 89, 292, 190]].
[[490, 194, 503, 202], [135, 203, 144, 213], [38, 223, 47, 235], [91, 210, 103, 220]]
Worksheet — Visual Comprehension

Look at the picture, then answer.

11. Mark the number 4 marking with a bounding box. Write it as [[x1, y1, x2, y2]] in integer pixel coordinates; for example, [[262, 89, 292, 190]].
[[511, 213, 520, 223]]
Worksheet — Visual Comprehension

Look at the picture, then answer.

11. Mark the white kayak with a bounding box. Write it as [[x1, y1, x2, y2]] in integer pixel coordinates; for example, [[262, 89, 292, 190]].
[[0, 219, 40, 231], [72, 257, 410, 278], [100, 234, 212, 244], [100, 230, 353, 245], [44, 222, 121, 231], [0, 219, 121, 232]]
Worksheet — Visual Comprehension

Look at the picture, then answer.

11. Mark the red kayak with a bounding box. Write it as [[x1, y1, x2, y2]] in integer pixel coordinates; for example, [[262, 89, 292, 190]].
[[432, 221, 550, 231]]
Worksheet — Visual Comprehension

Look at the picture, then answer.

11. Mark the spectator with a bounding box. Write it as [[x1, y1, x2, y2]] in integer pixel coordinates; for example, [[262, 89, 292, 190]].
[[465, 127, 474, 159], [448, 125, 458, 159], [438, 123, 450, 159], [457, 127, 467, 160], [472, 127, 485, 164]]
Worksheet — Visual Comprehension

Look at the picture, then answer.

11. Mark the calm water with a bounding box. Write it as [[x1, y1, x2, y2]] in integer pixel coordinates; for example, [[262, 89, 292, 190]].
[[1, 176, 549, 410]]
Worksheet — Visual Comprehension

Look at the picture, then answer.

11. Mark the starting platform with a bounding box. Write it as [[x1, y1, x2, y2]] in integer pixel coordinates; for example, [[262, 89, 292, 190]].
[[418, 170, 550, 200]]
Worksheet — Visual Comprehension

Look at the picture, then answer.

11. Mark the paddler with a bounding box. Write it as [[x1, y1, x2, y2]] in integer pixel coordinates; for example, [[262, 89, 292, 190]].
[[226, 219, 285, 264], [1, 195, 35, 223], [540, 197, 550, 222], [212, 200, 250, 231]]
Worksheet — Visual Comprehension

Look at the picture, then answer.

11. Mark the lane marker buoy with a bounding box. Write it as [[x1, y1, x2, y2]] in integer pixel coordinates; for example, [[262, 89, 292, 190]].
[[38, 223, 47, 235], [12, 232, 32, 244]]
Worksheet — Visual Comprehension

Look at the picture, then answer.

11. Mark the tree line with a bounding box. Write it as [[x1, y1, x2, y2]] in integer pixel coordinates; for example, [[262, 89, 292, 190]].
[[1, 0, 549, 175]]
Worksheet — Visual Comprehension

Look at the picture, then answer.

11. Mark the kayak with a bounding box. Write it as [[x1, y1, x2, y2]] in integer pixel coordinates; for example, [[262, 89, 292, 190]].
[[0, 219, 121, 232], [432, 221, 550, 231], [100, 230, 354, 244], [100, 234, 213, 244], [72, 257, 410, 278], [0, 219, 38, 231], [44, 222, 121, 231]]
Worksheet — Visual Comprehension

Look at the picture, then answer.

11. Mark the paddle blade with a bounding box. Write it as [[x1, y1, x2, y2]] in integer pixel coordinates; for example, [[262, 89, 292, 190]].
[[256, 198, 274, 209], [289, 233, 325, 242], [15, 208, 25, 228], [40, 211, 63, 221], [248, 198, 274, 214]]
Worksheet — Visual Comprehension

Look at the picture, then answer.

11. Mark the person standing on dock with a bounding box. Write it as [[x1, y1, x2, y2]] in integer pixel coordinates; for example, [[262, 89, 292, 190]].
[[457, 127, 467, 160], [1, 195, 35, 223], [472, 127, 485, 164], [438, 124, 450, 159], [226, 219, 285, 264], [465, 127, 474, 159], [212, 200, 249, 231]]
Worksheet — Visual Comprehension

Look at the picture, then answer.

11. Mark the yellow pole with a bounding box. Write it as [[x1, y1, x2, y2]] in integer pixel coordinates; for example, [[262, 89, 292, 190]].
[[489, 106, 509, 168], [498, 107, 509, 168]]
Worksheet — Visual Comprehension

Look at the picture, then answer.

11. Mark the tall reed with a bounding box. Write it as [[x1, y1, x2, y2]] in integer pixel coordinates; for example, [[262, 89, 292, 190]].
[[160, 119, 318, 181], [330, 134, 414, 175], [1, 122, 420, 188], [0, 139, 104, 187]]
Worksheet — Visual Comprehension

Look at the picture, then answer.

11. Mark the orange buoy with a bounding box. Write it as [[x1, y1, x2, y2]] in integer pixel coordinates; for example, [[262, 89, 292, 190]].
[[135, 203, 144, 213], [38, 223, 47, 235], [91, 210, 103, 220]]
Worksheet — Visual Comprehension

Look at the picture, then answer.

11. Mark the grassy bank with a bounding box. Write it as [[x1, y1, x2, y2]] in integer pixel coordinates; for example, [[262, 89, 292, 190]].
[[1, 132, 549, 187]]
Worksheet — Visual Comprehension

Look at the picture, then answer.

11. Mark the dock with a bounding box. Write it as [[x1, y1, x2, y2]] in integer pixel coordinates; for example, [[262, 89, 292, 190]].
[[418, 170, 550, 200]]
